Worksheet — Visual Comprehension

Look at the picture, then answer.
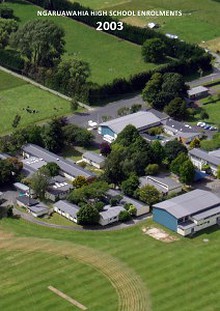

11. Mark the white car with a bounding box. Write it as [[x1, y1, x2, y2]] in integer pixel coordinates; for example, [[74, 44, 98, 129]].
[[88, 120, 98, 129], [103, 135, 115, 143], [200, 122, 206, 128], [197, 121, 203, 126]]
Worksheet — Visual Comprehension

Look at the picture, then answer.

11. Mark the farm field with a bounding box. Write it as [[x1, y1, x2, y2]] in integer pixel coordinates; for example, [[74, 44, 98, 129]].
[[5, 0, 157, 85], [0, 70, 71, 134], [1, 218, 220, 311], [78, 0, 220, 44]]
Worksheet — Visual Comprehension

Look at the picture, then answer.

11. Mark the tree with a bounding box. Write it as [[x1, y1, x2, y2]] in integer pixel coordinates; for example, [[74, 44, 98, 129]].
[[164, 140, 187, 162], [63, 124, 93, 147], [170, 153, 189, 175], [77, 204, 100, 225], [100, 142, 111, 157], [217, 165, 220, 179], [53, 58, 90, 98], [40, 162, 60, 177], [138, 185, 161, 206], [115, 125, 140, 147], [128, 205, 137, 216], [42, 118, 64, 153], [0, 7, 14, 19], [0, 18, 18, 49], [121, 174, 139, 196], [142, 38, 166, 63], [72, 176, 88, 189], [130, 104, 142, 113], [162, 73, 188, 99], [12, 114, 21, 128], [179, 160, 195, 184], [70, 97, 78, 112], [117, 106, 130, 117], [30, 172, 49, 199], [164, 97, 188, 120], [119, 210, 131, 222], [104, 147, 126, 185], [145, 164, 159, 175], [142, 73, 162, 103], [200, 111, 209, 120], [151, 141, 165, 164], [11, 19, 65, 67], [189, 137, 201, 149]]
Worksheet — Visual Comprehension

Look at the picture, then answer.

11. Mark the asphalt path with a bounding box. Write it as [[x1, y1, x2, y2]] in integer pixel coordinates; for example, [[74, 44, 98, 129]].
[[67, 94, 145, 128]]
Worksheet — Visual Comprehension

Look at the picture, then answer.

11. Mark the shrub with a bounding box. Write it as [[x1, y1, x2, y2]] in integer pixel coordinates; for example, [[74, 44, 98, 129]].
[[119, 210, 131, 222]]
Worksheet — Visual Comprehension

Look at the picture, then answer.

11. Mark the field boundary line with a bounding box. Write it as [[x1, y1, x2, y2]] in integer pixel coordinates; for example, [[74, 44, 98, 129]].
[[48, 286, 87, 310], [0, 65, 93, 111]]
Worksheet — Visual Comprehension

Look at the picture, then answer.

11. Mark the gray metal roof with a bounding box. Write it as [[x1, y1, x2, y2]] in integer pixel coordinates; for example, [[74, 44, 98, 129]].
[[99, 205, 125, 220], [163, 118, 200, 134], [139, 175, 182, 193], [23, 144, 95, 179], [192, 205, 220, 221], [189, 148, 220, 167], [187, 86, 208, 96], [106, 189, 147, 210], [54, 200, 79, 218], [82, 152, 105, 164], [28, 203, 48, 214], [153, 189, 220, 219], [209, 149, 220, 159], [14, 182, 29, 192], [16, 196, 38, 207], [100, 111, 161, 134]]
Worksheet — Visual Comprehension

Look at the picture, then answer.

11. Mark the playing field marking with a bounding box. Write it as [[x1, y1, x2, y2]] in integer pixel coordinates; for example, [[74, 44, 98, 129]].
[[48, 286, 87, 310]]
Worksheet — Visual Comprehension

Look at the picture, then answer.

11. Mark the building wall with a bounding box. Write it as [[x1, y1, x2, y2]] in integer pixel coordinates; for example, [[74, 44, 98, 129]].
[[189, 156, 218, 176], [99, 215, 119, 226], [99, 126, 116, 138], [135, 205, 149, 216], [82, 157, 104, 169], [153, 208, 178, 232]]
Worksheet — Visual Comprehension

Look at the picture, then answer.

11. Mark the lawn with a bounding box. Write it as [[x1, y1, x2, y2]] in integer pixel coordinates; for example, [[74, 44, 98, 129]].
[[78, 0, 220, 44], [0, 70, 72, 134], [5, 0, 157, 85], [1, 217, 220, 311]]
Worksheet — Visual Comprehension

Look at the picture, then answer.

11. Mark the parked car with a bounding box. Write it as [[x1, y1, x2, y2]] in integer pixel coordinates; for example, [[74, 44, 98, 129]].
[[200, 122, 206, 128], [204, 125, 211, 130], [197, 121, 203, 126]]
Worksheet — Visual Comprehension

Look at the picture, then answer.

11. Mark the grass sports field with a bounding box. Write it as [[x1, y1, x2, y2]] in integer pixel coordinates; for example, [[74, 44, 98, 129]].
[[78, 0, 220, 44], [0, 70, 71, 134], [1, 218, 220, 311], [5, 0, 157, 85]]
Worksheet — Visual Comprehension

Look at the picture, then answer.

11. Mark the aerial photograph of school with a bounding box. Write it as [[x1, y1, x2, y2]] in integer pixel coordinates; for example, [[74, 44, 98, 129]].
[[0, 0, 220, 310]]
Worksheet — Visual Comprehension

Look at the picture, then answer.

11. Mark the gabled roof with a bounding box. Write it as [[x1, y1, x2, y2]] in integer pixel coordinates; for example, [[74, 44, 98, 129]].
[[16, 196, 38, 207], [82, 152, 105, 164], [189, 148, 220, 167], [106, 189, 148, 210], [100, 111, 161, 134], [54, 200, 79, 218], [23, 144, 95, 179], [153, 189, 220, 219], [99, 205, 125, 220], [139, 175, 181, 193]]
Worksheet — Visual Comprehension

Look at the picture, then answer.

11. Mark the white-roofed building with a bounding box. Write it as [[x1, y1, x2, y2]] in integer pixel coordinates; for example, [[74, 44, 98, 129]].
[[187, 86, 209, 99], [99, 205, 125, 226]]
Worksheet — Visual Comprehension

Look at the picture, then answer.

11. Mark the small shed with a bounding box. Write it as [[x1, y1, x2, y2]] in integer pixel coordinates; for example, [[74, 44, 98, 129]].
[[54, 200, 80, 223], [187, 86, 209, 99], [99, 205, 125, 226]]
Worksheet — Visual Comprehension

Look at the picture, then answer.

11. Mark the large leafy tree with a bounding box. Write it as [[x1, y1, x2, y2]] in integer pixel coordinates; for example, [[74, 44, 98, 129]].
[[11, 19, 65, 67], [42, 118, 64, 153], [164, 97, 188, 121], [30, 171, 50, 199], [179, 160, 195, 184], [121, 174, 139, 197], [164, 140, 187, 163], [142, 38, 166, 63], [170, 153, 189, 175], [138, 185, 161, 206], [0, 18, 18, 49], [53, 58, 90, 97], [77, 204, 100, 225]]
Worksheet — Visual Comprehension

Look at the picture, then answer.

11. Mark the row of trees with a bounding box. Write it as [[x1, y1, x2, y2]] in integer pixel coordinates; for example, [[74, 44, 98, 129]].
[[142, 72, 189, 119], [0, 118, 94, 154]]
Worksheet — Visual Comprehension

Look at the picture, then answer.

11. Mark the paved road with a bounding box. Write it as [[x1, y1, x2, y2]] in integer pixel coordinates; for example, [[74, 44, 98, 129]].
[[13, 206, 151, 231], [188, 68, 220, 87], [67, 94, 145, 128]]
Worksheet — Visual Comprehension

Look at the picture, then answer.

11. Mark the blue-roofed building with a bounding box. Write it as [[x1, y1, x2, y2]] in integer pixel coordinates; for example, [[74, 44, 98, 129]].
[[153, 190, 220, 236]]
